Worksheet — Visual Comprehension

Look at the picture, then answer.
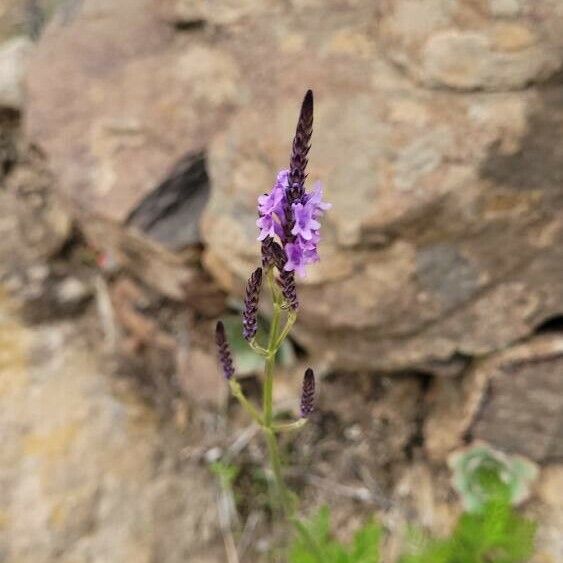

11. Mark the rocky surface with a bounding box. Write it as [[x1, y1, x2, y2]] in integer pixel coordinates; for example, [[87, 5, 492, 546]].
[[377, 0, 563, 91], [25, 0, 242, 225], [0, 295, 222, 563], [0, 1, 560, 559], [204, 84, 563, 373], [424, 334, 563, 463], [23, 0, 563, 374], [0, 36, 32, 109]]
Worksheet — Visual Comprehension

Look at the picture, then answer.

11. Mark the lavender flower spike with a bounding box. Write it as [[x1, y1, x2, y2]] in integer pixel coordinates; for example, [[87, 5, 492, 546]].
[[215, 321, 235, 380], [288, 90, 313, 203], [242, 267, 263, 341], [300, 368, 315, 418]]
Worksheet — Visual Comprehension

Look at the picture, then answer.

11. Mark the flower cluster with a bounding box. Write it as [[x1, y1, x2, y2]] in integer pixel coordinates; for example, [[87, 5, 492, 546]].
[[257, 175, 330, 277], [255, 89, 330, 284]]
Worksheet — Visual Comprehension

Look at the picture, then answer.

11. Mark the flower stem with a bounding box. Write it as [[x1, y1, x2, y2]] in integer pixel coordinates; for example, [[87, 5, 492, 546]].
[[232, 266, 324, 563], [273, 310, 297, 350], [272, 418, 307, 433], [264, 427, 292, 515], [229, 379, 263, 426], [249, 339, 269, 356], [263, 269, 282, 427]]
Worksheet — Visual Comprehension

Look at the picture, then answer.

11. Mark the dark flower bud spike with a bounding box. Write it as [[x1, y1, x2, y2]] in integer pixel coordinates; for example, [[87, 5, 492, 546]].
[[261, 238, 275, 269], [300, 368, 315, 418], [215, 321, 235, 380], [288, 89, 313, 203], [279, 269, 298, 311], [242, 267, 263, 341]]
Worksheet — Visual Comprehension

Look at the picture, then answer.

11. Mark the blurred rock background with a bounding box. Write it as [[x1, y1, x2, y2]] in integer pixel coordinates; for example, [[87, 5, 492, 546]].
[[0, 0, 561, 561]]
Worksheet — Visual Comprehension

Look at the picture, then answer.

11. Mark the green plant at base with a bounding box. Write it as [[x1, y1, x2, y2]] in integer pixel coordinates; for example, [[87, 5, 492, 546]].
[[290, 499, 535, 563], [449, 444, 538, 514], [289, 447, 538, 563], [402, 449, 537, 563], [400, 496, 536, 563], [289, 506, 381, 563]]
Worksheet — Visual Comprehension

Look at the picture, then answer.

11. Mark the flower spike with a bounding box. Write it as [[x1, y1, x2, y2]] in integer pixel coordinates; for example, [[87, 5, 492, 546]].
[[288, 90, 313, 203], [215, 321, 235, 380], [242, 267, 263, 341], [300, 368, 315, 418], [255, 91, 329, 280]]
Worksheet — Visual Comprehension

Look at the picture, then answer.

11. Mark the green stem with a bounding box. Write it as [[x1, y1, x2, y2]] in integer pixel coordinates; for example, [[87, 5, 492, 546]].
[[238, 266, 325, 563], [229, 380, 263, 425], [273, 310, 297, 350], [249, 339, 269, 356], [264, 269, 282, 427], [264, 428, 291, 515], [265, 427, 325, 563], [272, 418, 307, 433]]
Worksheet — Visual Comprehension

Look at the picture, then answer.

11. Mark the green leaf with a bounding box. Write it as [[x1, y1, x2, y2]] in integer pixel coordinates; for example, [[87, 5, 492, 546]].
[[289, 507, 381, 563], [210, 461, 239, 487], [400, 497, 536, 563], [349, 521, 381, 562]]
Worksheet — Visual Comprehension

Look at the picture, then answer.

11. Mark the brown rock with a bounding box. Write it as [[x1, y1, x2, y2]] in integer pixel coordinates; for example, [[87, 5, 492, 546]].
[[424, 335, 563, 462], [0, 36, 32, 109], [377, 0, 563, 91], [23, 0, 563, 374], [176, 346, 228, 408], [203, 82, 563, 371], [25, 0, 241, 226], [0, 299, 220, 562], [24, 0, 242, 297]]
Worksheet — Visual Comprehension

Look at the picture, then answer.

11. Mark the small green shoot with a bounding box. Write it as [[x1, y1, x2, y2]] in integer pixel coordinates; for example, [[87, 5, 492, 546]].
[[289, 506, 381, 563], [210, 460, 240, 489]]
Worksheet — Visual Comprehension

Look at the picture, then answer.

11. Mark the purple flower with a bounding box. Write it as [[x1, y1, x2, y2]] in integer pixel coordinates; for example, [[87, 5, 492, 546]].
[[256, 91, 330, 284], [291, 202, 320, 241], [257, 213, 280, 241], [258, 181, 285, 217], [308, 182, 332, 217], [258, 179, 329, 278], [256, 170, 291, 241], [284, 242, 306, 277]]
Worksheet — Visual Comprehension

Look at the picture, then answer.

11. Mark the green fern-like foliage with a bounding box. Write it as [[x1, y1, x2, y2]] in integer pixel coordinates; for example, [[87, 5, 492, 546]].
[[289, 506, 381, 563], [289, 497, 535, 563], [289, 445, 537, 563], [400, 496, 536, 563]]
